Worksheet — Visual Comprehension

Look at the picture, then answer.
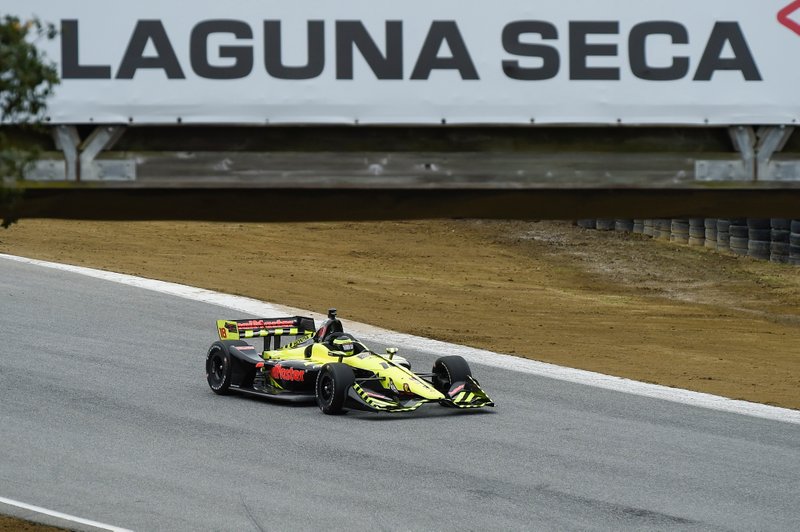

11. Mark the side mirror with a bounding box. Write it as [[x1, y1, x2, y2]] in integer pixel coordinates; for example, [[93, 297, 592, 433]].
[[333, 350, 357, 362], [386, 347, 398, 359]]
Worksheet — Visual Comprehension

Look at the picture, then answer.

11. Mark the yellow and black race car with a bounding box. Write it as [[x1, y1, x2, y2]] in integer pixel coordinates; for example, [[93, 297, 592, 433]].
[[205, 309, 494, 414]]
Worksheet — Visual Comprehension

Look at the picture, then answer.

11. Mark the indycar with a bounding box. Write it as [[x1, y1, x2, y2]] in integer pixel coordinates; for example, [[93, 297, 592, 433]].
[[205, 309, 494, 414]]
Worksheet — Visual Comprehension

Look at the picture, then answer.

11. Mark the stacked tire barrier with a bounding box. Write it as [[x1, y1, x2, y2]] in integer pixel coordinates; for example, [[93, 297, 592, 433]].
[[716, 219, 731, 252], [596, 219, 615, 231], [651, 219, 661, 239], [791, 220, 800, 266], [770, 219, 790, 264], [704, 219, 717, 250], [575, 217, 800, 266], [729, 218, 749, 256], [689, 218, 705, 247], [615, 219, 634, 232], [656, 219, 671, 241], [747, 219, 771, 261], [670, 219, 689, 244]]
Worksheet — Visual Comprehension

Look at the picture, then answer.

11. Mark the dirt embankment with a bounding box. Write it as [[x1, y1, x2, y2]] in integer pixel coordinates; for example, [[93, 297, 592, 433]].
[[0, 515, 68, 531], [2, 219, 799, 409]]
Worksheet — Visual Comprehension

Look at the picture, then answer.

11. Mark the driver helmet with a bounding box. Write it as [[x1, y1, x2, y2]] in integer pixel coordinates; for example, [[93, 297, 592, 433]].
[[325, 333, 361, 355]]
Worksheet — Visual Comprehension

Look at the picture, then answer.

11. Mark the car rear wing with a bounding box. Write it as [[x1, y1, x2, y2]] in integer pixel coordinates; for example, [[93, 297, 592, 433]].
[[216, 316, 316, 343]]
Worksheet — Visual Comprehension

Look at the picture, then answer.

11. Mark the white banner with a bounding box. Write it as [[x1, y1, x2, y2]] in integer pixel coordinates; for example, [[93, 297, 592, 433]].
[[7, 0, 800, 125]]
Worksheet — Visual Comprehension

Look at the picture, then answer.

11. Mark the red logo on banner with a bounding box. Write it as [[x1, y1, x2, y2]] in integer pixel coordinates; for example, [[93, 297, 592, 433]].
[[779, 0, 800, 36]]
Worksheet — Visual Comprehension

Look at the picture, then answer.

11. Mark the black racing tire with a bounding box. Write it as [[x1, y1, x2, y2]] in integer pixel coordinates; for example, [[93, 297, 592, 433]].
[[747, 218, 770, 230], [748, 228, 771, 241], [615, 220, 634, 232], [206, 342, 233, 395], [748, 240, 771, 260], [772, 229, 790, 243], [729, 224, 749, 238], [689, 218, 705, 235], [671, 220, 689, 234], [729, 219, 748, 239], [730, 236, 749, 255], [771, 241, 790, 253], [655, 219, 671, 241], [432, 356, 472, 394], [770, 241, 790, 259], [771, 219, 790, 231], [704, 224, 717, 241], [315, 363, 355, 415], [595, 219, 614, 231]]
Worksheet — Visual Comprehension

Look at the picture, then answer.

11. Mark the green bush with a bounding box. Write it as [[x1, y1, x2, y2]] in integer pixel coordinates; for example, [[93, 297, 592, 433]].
[[1, 15, 59, 227]]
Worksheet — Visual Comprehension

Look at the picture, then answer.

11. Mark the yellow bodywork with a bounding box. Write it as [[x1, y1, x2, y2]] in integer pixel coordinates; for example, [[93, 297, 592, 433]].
[[262, 340, 446, 402], [214, 316, 493, 411]]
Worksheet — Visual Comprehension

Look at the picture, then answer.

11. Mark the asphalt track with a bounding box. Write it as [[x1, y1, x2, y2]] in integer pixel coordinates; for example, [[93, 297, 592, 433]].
[[1, 259, 799, 531]]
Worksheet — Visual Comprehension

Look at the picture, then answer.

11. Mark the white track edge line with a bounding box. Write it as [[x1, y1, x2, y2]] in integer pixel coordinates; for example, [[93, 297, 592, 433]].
[[0, 495, 133, 532], [2, 252, 799, 426]]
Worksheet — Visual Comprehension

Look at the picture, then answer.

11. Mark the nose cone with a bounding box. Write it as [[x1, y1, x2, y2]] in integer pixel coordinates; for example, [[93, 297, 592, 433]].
[[401, 376, 444, 400]]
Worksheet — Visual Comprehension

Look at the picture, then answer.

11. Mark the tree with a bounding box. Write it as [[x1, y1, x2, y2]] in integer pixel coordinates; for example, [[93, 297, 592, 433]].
[[0, 15, 59, 227]]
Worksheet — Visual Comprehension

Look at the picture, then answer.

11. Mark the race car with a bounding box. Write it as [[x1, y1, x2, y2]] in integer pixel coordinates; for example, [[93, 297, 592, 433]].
[[205, 309, 494, 414]]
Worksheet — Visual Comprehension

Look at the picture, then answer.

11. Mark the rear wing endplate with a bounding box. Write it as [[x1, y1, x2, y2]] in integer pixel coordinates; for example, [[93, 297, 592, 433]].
[[216, 316, 316, 341]]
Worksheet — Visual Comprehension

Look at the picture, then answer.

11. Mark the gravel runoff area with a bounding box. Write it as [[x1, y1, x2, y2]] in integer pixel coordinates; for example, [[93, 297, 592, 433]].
[[1, 219, 798, 411]]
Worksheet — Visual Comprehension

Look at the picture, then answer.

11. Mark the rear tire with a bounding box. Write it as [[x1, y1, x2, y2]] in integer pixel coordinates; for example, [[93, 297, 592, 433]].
[[206, 342, 233, 395], [432, 356, 472, 394], [315, 363, 355, 415]]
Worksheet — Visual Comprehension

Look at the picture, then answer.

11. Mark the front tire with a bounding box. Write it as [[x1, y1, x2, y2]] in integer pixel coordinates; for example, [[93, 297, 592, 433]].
[[315, 363, 355, 415], [432, 356, 472, 394], [206, 342, 233, 395]]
